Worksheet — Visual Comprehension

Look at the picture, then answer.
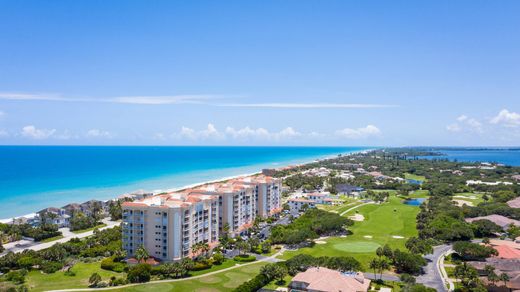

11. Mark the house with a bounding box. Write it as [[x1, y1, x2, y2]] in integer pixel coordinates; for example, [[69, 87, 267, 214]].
[[289, 267, 370, 292], [306, 193, 328, 204], [37, 207, 70, 227], [287, 198, 316, 213], [493, 245, 520, 259], [62, 203, 82, 216], [465, 215, 520, 229], [79, 200, 107, 217], [512, 175, 520, 182], [336, 184, 364, 196]]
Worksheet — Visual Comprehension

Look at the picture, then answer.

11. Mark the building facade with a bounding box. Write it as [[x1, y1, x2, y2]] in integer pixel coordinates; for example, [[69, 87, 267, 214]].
[[122, 175, 281, 261]]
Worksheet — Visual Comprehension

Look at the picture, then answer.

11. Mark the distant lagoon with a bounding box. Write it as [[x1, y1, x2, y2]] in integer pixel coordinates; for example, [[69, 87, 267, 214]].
[[423, 148, 520, 166], [0, 146, 369, 218]]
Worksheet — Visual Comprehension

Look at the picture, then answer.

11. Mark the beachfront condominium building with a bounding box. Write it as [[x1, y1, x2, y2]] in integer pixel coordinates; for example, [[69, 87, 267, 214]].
[[122, 192, 219, 261], [235, 175, 282, 218], [122, 175, 282, 261]]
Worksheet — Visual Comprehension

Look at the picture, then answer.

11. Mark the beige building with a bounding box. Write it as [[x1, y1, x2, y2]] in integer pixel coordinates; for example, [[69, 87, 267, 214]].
[[122, 192, 219, 261], [122, 175, 282, 261]]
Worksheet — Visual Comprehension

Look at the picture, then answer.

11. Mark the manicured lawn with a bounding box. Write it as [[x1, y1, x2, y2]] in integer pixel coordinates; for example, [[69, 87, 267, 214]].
[[113, 262, 267, 292], [279, 195, 420, 267], [409, 190, 430, 198], [405, 173, 426, 182], [72, 223, 107, 234], [39, 235, 64, 243], [317, 198, 359, 213], [263, 275, 292, 290], [26, 262, 124, 292]]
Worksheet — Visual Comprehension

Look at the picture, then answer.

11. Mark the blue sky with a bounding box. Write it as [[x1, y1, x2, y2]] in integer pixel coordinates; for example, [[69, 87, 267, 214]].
[[0, 0, 519, 146]]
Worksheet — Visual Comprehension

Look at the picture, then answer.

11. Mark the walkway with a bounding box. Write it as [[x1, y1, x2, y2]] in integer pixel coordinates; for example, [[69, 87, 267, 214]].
[[50, 248, 286, 292], [416, 244, 452, 292], [1, 218, 120, 255]]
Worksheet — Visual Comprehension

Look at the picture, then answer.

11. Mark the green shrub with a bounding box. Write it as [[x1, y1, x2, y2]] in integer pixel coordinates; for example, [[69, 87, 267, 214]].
[[40, 261, 63, 274], [127, 264, 151, 283], [5, 270, 27, 284], [101, 257, 126, 273], [212, 252, 225, 265], [234, 255, 256, 262]]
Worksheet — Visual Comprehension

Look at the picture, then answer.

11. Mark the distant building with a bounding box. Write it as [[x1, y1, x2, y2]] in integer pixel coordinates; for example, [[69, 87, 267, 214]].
[[289, 267, 370, 292], [336, 184, 364, 196], [512, 174, 520, 182], [508, 197, 520, 208], [287, 198, 316, 213], [37, 207, 70, 227]]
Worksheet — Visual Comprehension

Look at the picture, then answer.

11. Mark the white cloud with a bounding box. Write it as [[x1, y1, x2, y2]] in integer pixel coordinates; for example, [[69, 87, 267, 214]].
[[335, 125, 381, 139], [446, 124, 462, 132], [21, 125, 56, 139], [446, 115, 482, 133], [490, 109, 520, 127], [176, 124, 225, 140], [0, 92, 219, 105], [0, 129, 8, 137], [86, 129, 112, 138], [0, 92, 397, 109], [220, 103, 397, 109], [225, 126, 271, 140]]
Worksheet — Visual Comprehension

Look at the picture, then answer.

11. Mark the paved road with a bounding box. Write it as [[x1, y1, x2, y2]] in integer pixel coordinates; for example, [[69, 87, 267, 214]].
[[365, 272, 400, 282], [416, 244, 452, 292], [1, 218, 120, 255]]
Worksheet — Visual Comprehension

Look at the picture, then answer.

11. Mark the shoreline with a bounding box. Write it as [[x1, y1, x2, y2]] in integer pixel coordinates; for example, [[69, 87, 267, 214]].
[[1, 148, 370, 222]]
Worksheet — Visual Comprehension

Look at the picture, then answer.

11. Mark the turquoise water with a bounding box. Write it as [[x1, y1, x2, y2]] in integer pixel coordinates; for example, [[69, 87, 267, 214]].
[[0, 146, 367, 218], [404, 198, 425, 206]]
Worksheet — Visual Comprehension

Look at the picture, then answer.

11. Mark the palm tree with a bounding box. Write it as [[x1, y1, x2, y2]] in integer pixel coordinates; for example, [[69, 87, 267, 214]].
[[500, 273, 510, 288], [135, 245, 149, 263], [378, 259, 389, 280], [369, 258, 379, 280], [89, 273, 102, 287], [191, 242, 202, 256], [200, 242, 210, 257]]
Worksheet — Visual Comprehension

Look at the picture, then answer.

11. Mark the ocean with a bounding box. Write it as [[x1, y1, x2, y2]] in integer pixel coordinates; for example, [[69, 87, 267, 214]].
[[0, 146, 367, 218], [424, 148, 520, 166]]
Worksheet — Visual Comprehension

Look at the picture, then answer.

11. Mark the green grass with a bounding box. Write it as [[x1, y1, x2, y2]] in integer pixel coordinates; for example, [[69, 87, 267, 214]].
[[405, 173, 426, 182], [409, 190, 430, 198], [263, 275, 292, 290], [39, 235, 64, 243], [110, 262, 267, 292], [26, 262, 124, 292], [445, 266, 455, 278], [72, 223, 107, 234], [279, 195, 420, 267]]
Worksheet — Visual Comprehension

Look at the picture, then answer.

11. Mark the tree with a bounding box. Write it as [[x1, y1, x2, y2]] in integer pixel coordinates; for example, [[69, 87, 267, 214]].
[[453, 241, 497, 261], [369, 258, 379, 278], [89, 273, 102, 287], [261, 263, 287, 283], [127, 264, 151, 283], [376, 247, 384, 259], [212, 252, 225, 265], [382, 244, 393, 258], [236, 241, 250, 255], [405, 237, 433, 255], [180, 258, 194, 273], [378, 259, 389, 280], [500, 273, 510, 287], [135, 245, 149, 263]]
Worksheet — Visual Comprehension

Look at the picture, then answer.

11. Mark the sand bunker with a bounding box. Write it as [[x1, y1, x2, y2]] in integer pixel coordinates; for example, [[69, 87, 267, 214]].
[[315, 240, 327, 244], [454, 195, 477, 199], [364, 235, 373, 239], [392, 235, 404, 239], [453, 199, 473, 207], [340, 235, 347, 238], [349, 214, 365, 221]]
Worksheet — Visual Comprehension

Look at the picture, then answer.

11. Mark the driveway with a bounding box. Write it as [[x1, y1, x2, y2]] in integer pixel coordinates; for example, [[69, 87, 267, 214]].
[[416, 244, 452, 292]]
